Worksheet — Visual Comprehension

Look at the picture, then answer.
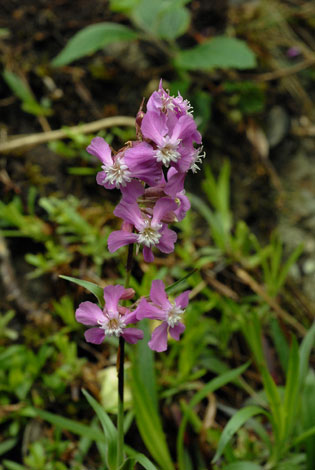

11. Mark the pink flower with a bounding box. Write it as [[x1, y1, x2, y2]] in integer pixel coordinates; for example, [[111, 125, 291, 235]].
[[147, 80, 193, 118], [86, 137, 161, 189], [141, 111, 201, 169], [107, 198, 178, 262], [135, 280, 190, 352], [75, 285, 143, 344]]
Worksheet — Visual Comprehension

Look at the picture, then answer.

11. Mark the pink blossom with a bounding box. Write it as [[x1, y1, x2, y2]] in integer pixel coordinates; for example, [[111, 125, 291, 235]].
[[141, 111, 201, 169], [135, 280, 190, 352], [75, 285, 143, 344], [147, 80, 193, 118], [86, 137, 161, 190], [107, 198, 178, 262]]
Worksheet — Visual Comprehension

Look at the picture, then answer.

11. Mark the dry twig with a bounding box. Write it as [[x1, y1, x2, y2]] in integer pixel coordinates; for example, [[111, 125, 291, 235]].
[[0, 116, 135, 153]]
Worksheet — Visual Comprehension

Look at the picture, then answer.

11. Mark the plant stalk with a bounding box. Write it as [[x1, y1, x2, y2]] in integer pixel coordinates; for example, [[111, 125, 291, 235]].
[[117, 243, 134, 467]]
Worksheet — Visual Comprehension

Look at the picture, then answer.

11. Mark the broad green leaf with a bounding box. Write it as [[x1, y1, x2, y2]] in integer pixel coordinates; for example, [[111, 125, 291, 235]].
[[82, 389, 117, 470], [177, 362, 249, 470], [131, 368, 174, 470], [109, 0, 140, 14], [156, 6, 190, 40], [25, 407, 106, 442], [175, 36, 256, 71], [212, 405, 269, 463], [223, 463, 263, 470], [52, 22, 138, 66], [59, 275, 104, 306], [299, 322, 315, 388]]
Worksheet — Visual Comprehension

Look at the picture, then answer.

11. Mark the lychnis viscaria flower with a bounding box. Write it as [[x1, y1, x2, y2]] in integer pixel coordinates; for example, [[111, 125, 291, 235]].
[[135, 280, 190, 352], [75, 285, 143, 344], [86, 137, 161, 190], [108, 197, 178, 262]]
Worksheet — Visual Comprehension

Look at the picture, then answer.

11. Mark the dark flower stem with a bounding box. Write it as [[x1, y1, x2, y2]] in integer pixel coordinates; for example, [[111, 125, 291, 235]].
[[117, 243, 134, 467]]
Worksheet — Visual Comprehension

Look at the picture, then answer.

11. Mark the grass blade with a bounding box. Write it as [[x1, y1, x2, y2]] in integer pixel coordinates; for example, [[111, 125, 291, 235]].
[[177, 362, 249, 470], [212, 405, 269, 463]]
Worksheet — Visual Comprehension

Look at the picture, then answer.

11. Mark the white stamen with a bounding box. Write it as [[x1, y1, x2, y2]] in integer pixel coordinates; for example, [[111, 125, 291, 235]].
[[155, 136, 181, 167], [137, 219, 162, 247], [102, 158, 131, 188], [167, 303, 184, 327], [159, 88, 175, 113], [97, 315, 126, 337], [190, 147, 206, 173]]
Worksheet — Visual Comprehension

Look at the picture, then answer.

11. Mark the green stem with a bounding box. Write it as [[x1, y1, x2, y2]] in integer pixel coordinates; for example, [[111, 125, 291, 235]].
[[117, 243, 134, 468]]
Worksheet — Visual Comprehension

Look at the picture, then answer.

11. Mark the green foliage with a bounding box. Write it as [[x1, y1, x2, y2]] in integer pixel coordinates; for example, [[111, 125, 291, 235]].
[[174, 37, 257, 71], [2, 70, 52, 116], [51, 22, 138, 67]]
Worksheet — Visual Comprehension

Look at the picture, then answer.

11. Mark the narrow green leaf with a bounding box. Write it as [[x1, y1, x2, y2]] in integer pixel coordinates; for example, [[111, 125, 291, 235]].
[[175, 36, 256, 71], [177, 362, 250, 470], [299, 322, 315, 388], [82, 389, 117, 470], [52, 22, 138, 66], [27, 407, 106, 442], [0, 438, 17, 456], [223, 462, 263, 470], [131, 368, 174, 470], [212, 405, 269, 463], [133, 319, 158, 412], [261, 368, 283, 442], [3, 461, 27, 470], [283, 336, 300, 438], [291, 425, 315, 447], [165, 269, 197, 295], [59, 275, 104, 306], [3, 70, 34, 103], [125, 450, 159, 470]]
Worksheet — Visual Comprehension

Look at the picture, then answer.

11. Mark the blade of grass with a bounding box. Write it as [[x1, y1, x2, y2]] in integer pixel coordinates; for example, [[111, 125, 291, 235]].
[[177, 362, 249, 470], [212, 405, 270, 463]]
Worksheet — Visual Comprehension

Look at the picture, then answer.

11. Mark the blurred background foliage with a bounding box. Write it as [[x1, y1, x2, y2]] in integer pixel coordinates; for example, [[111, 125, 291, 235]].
[[0, 0, 314, 469]]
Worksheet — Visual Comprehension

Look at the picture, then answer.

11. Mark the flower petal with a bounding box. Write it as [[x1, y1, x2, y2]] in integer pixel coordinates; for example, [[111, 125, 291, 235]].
[[103, 285, 125, 313], [169, 322, 185, 341], [135, 297, 166, 321], [152, 197, 177, 226], [75, 301, 104, 326], [157, 226, 177, 254], [124, 142, 162, 186], [141, 111, 168, 145], [84, 327, 105, 344], [107, 230, 138, 253], [121, 180, 144, 204], [86, 137, 112, 166], [164, 169, 185, 198], [114, 200, 144, 231], [143, 246, 154, 263], [175, 290, 190, 309], [122, 328, 144, 344], [148, 322, 168, 352], [150, 280, 171, 310]]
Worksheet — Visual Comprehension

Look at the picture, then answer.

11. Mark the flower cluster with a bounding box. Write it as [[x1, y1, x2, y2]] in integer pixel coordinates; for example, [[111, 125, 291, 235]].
[[87, 79, 205, 263], [75, 80, 205, 351], [75, 281, 190, 352]]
